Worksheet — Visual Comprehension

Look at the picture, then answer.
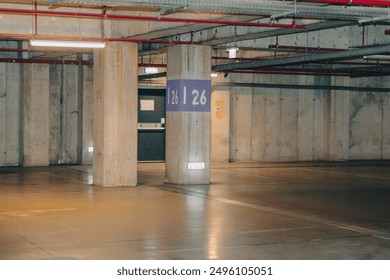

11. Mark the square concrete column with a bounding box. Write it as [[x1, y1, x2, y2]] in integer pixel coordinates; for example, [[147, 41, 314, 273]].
[[22, 64, 50, 166], [165, 45, 211, 185], [93, 42, 138, 187]]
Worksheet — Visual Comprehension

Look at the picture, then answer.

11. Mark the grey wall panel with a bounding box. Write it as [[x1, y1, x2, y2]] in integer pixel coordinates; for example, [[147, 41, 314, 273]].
[[383, 91, 390, 159], [82, 63, 94, 165], [61, 63, 82, 164], [349, 92, 383, 160], [22, 64, 50, 166], [263, 88, 281, 161], [297, 89, 315, 161], [5, 64, 22, 166], [210, 86, 230, 163], [0, 63, 21, 166], [250, 86, 266, 161], [0, 63, 6, 165], [227, 73, 389, 162], [49, 64, 62, 164], [280, 87, 298, 161]]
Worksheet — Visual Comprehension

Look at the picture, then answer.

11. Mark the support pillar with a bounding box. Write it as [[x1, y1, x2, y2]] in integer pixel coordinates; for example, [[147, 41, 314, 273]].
[[165, 45, 211, 185], [22, 64, 49, 166], [93, 42, 138, 187]]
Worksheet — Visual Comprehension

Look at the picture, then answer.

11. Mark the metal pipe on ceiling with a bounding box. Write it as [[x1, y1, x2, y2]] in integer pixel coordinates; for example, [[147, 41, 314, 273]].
[[268, 44, 347, 52], [214, 82, 390, 92], [212, 44, 390, 71], [47, 0, 390, 21], [206, 20, 355, 48], [0, 57, 91, 65], [220, 68, 390, 77], [0, 7, 305, 29], [300, 0, 390, 7], [0, 57, 170, 68], [0, 33, 201, 45]]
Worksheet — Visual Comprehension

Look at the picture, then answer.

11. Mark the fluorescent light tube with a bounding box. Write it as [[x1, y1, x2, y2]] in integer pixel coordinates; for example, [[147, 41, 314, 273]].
[[145, 67, 159, 74], [30, 40, 106, 48]]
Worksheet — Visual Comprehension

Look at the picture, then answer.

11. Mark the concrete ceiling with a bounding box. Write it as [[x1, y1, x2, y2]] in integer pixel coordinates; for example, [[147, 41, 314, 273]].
[[1, 0, 390, 77]]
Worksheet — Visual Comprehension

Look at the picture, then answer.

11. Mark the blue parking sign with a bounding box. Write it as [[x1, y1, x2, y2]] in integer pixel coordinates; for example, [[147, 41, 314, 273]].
[[166, 79, 211, 112]]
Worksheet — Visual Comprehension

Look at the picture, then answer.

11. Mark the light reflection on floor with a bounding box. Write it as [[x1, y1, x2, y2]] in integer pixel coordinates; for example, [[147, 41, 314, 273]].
[[0, 162, 389, 260]]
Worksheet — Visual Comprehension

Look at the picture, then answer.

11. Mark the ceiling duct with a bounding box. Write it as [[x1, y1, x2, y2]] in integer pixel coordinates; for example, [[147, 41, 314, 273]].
[[213, 44, 390, 71], [47, 0, 390, 21]]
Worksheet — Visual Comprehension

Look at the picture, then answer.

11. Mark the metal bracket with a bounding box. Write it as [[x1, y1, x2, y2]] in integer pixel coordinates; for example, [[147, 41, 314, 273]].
[[157, 5, 187, 19]]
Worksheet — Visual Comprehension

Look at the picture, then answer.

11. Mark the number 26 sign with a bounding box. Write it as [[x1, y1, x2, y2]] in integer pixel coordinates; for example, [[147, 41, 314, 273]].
[[166, 79, 211, 112]]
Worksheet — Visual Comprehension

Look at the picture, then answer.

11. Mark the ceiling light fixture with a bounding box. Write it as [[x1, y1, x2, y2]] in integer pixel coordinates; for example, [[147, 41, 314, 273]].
[[145, 67, 159, 74], [30, 39, 106, 48], [227, 47, 239, 59]]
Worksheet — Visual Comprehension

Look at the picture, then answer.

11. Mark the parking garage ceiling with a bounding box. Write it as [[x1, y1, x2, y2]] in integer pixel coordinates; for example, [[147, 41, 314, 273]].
[[1, 0, 390, 78]]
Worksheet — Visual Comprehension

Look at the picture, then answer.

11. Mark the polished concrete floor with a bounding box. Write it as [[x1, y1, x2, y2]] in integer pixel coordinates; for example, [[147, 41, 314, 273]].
[[0, 161, 389, 260]]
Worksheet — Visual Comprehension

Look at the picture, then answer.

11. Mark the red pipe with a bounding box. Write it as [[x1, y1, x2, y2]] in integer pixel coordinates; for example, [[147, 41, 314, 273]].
[[212, 56, 265, 61], [0, 57, 169, 67], [105, 37, 202, 45], [0, 47, 92, 54], [0, 7, 305, 29], [34, 1, 38, 36], [0, 57, 91, 65], [300, 0, 390, 7], [0, 33, 202, 45]]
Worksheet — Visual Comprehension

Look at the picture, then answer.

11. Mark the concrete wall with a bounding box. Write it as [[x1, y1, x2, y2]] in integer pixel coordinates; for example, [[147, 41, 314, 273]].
[[22, 63, 50, 166], [211, 75, 230, 162], [227, 73, 390, 162], [0, 41, 22, 166], [0, 62, 22, 166], [49, 59, 85, 165], [229, 73, 326, 162], [348, 78, 389, 160], [0, 54, 91, 167], [82, 62, 94, 165]]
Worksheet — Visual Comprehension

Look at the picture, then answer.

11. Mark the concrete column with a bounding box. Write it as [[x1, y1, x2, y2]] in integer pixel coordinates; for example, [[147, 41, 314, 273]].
[[165, 45, 211, 185], [93, 42, 138, 187], [22, 64, 50, 166]]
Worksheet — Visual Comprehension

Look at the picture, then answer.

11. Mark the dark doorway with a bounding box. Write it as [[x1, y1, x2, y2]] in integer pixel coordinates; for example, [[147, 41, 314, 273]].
[[138, 88, 166, 161]]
